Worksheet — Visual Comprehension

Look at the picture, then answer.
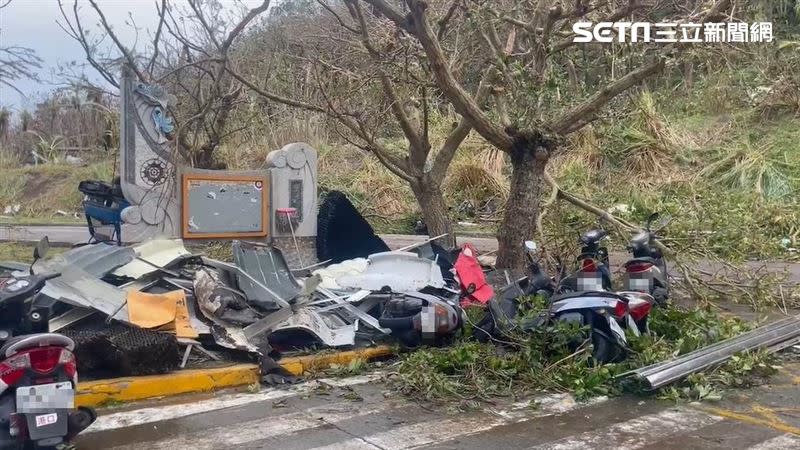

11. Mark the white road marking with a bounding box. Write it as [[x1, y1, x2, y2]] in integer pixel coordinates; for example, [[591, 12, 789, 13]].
[[748, 433, 800, 450], [87, 374, 381, 433], [529, 408, 723, 450], [309, 393, 610, 450], [107, 401, 390, 450]]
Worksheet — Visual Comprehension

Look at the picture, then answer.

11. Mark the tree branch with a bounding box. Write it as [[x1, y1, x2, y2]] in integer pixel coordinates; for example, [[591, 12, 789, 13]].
[[147, 0, 167, 75], [87, 0, 147, 81], [219, 0, 270, 52], [430, 77, 491, 179], [57, 0, 119, 88], [347, 0, 427, 169], [365, 0, 514, 151], [317, 0, 359, 33], [547, 57, 665, 134]]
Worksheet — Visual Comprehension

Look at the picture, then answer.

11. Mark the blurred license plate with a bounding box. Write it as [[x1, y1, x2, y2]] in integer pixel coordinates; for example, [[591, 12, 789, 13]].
[[625, 273, 653, 292], [16, 382, 74, 413], [577, 274, 604, 291]]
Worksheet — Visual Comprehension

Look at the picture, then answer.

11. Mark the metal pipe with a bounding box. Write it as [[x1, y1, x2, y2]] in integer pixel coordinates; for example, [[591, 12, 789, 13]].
[[632, 315, 800, 389], [394, 233, 450, 252], [635, 315, 800, 378]]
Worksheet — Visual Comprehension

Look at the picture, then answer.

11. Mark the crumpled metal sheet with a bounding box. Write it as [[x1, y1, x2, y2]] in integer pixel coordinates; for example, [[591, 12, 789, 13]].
[[39, 267, 129, 320], [193, 268, 259, 353], [202, 256, 291, 310], [38, 243, 135, 278], [29, 244, 133, 320], [232, 241, 301, 304], [112, 238, 192, 279], [337, 251, 446, 292], [270, 307, 356, 348]]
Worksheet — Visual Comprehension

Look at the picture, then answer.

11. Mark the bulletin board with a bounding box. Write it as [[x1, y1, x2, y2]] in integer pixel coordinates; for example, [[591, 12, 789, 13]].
[[182, 172, 269, 239]]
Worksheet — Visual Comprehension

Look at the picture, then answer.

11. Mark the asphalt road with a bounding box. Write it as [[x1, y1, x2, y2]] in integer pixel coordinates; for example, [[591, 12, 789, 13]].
[[0, 225, 498, 252], [76, 364, 800, 449]]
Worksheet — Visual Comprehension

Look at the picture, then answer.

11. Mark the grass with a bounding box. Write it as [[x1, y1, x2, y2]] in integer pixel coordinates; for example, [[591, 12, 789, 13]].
[[0, 157, 115, 220], [393, 304, 778, 407], [0, 242, 67, 263]]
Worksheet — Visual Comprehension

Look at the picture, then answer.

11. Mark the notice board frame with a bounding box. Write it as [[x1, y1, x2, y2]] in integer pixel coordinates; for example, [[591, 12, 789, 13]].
[[181, 172, 269, 239]]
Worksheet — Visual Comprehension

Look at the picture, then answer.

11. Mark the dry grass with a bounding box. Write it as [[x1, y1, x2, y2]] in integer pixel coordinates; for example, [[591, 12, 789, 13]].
[[602, 91, 698, 187], [697, 141, 796, 200], [755, 76, 800, 120]]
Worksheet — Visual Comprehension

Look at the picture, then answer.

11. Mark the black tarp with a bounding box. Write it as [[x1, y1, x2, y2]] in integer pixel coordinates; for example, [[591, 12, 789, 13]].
[[316, 191, 390, 263]]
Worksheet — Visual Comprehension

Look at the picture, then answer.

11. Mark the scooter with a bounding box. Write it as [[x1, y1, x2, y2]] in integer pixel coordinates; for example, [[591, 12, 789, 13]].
[[0, 237, 96, 449], [475, 241, 654, 363], [621, 212, 670, 305], [559, 228, 613, 293]]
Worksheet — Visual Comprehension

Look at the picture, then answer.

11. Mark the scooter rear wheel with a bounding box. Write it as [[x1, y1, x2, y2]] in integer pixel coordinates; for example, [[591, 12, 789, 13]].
[[590, 327, 625, 364]]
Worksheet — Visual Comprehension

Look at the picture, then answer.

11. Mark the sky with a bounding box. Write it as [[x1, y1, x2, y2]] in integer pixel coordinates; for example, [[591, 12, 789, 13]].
[[0, 0, 265, 113]]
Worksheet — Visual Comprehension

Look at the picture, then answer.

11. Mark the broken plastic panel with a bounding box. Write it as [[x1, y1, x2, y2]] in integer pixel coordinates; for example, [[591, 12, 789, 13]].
[[337, 252, 446, 293]]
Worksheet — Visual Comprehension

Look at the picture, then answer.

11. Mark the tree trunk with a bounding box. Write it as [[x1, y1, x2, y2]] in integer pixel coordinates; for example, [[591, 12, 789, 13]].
[[411, 177, 456, 249], [496, 141, 549, 269]]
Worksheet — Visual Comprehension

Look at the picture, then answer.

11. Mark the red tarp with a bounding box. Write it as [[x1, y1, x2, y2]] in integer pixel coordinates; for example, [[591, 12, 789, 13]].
[[454, 243, 493, 307]]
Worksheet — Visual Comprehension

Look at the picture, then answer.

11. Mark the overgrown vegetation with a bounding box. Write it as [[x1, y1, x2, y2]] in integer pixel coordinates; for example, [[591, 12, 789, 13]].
[[393, 305, 778, 407]]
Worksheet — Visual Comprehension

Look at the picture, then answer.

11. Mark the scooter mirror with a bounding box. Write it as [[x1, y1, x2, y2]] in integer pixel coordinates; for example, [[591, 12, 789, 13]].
[[466, 283, 476, 294], [524, 241, 537, 253], [33, 236, 50, 261], [645, 212, 660, 230]]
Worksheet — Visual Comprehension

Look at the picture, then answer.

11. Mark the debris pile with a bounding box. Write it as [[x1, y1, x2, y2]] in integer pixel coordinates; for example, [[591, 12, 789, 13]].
[[0, 192, 487, 382]]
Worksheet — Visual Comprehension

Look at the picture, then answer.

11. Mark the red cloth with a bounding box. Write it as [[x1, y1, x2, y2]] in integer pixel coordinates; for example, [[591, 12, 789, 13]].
[[454, 243, 494, 307]]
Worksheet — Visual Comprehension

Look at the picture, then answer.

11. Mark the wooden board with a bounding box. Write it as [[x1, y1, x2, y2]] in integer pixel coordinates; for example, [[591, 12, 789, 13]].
[[181, 173, 268, 239]]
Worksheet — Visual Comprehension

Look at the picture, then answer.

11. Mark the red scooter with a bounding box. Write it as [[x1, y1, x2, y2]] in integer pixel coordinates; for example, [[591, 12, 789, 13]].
[[0, 238, 95, 449]]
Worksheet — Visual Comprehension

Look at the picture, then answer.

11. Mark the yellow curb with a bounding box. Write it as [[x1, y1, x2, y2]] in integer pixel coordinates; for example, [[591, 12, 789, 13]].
[[279, 345, 394, 376], [75, 345, 394, 407]]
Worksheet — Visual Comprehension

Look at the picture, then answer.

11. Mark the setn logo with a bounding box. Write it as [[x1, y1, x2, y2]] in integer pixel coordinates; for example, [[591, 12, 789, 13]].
[[573, 21, 773, 43]]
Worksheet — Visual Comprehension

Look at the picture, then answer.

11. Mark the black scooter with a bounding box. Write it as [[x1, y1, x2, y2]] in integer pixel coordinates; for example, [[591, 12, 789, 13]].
[[621, 212, 670, 305], [559, 228, 613, 293], [475, 241, 653, 363]]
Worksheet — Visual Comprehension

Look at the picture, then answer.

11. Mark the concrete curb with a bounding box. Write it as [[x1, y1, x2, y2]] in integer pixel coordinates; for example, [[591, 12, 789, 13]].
[[75, 345, 394, 407]]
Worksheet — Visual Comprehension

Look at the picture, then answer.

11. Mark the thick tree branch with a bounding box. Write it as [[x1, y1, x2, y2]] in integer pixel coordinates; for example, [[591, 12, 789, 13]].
[[347, 0, 427, 169], [547, 57, 665, 134], [430, 78, 491, 180], [366, 0, 514, 151]]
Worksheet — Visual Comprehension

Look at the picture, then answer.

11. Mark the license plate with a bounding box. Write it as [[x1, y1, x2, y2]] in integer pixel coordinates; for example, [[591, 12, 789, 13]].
[[577, 274, 604, 291], [35, 413, 58, 428], [624, 273, 653, 292], [16, 382, 74, 413]]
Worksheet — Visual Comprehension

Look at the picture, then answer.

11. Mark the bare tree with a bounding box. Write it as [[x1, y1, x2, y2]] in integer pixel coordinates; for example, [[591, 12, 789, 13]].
[[226, 0, 495, 247], [353, 0, 732, 267], [0, 0, 42, 97], [57, 0, 271, 168]]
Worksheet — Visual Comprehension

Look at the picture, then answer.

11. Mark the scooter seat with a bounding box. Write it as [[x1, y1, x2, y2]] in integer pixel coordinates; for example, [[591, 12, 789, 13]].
[[1, 333, 75, 357], [550, 290, 620, 303], [623, 257, 658, 266], [580, 229, 608, 245]]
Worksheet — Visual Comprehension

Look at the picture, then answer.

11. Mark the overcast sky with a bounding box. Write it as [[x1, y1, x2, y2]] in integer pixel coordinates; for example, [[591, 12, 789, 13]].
[[0, 0, 265, 112]]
